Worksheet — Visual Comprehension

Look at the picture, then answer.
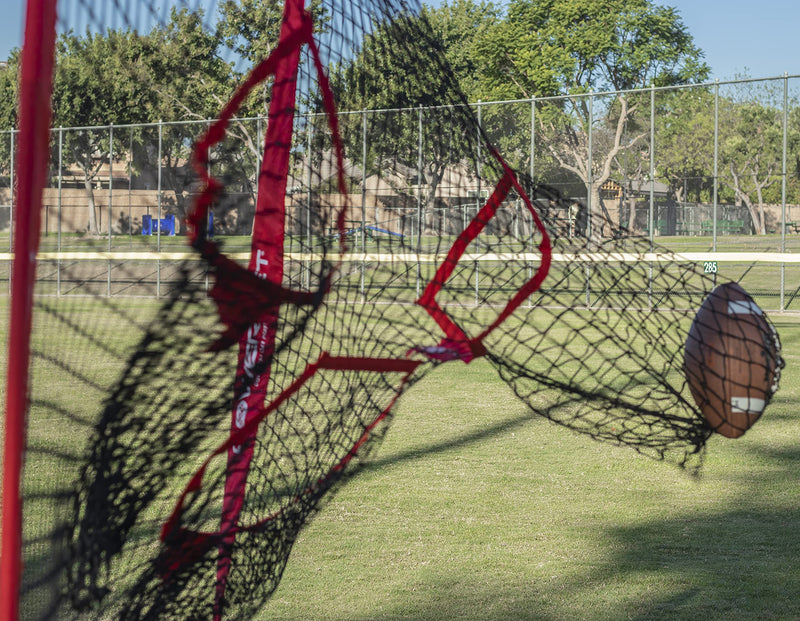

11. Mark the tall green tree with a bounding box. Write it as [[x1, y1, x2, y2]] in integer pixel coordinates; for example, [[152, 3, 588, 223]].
[[654, 87, 716, 204], [42, 2, 332, 235], [654, 81, 800, 236], [138, 8, 232, 122], [475, 0, 709, 238], [47, 6, 242, 234], [51, 29, 154, 233], [717, 80, 800, 235], [425, 0, 501, 102], [132, 8, 236, 227], [332, 1, 501, 230], [0, 52, 20, 181], [211, 0, 330, 228], [0, 53, 19, 131]]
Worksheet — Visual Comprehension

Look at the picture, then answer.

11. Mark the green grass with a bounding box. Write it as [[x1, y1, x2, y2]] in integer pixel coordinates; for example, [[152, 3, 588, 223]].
[[253, 318, 800, 621], [4, 253, 800, 619], [17, 229, 800, 255]]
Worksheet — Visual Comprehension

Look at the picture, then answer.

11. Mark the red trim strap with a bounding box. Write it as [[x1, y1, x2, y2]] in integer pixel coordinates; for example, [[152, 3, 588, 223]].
[[415, 149, 551, 362], [158, 353, 422, 579]]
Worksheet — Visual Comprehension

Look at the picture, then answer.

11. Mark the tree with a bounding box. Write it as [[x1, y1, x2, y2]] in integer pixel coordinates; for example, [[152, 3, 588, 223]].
[[716, 80, 800, 235], [331, 2, 501, 235], [51, 29, 154, 234], [424, 0, 501, 103], [132, 8, 238, 229], [474, 0, 709, 239], [0, 52, 18, 132], [654, 87, 716, 205], [197, 0, 330, 232], [719, 101, 780, 234], [138, 8, 232, 122], [0, 52, 19, 180], [42, 2, 331, 236]]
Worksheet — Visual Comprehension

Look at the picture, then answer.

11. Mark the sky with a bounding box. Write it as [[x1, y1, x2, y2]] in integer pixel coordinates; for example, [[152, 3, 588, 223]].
[[1, 1, 799, 81]]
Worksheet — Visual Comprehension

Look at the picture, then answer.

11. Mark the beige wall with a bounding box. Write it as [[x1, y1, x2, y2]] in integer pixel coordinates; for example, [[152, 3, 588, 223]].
[[0, 187, 166, 234], [41, 188, 165, 234], [0, 185, 796, 236]]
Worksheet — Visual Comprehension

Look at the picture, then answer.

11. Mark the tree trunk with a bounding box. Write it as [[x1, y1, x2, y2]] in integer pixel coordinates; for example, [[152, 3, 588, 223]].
[[627, 193, 637, 233], [589, 184, 603, 243], [422, 166, 444, 236], [754, 181, 766, 235], [83, 175, 99, 235]]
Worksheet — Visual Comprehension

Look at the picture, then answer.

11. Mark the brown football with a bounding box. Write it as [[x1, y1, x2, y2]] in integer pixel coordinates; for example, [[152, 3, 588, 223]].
[[684, 282, 782, 438]]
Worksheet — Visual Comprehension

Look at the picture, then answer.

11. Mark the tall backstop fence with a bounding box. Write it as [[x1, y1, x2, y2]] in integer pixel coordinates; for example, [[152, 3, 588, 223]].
[[1, 75, 800, 309]]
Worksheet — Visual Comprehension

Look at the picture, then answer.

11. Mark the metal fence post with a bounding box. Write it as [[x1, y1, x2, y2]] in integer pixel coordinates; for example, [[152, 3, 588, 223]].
[[712, 81, 719, 255], [781, 74, 788, 310], [530, 98, 535, 185], [416, 104, 423, 297], [9, 130, 13, 256], [649, 87, 655, 308], [477, 100, 482, 206], [127, 129, 133, 244], [107, 123, 113, 296], [649, 88, 655, 248], [303, 114, 310, 238], [585, 94, 593, 307], [587, 94, 593, 238], [255, 116, 261, 239], [527, 97, 538, 308], [477, 101, 482, 302], [475, 259, 479, 305], [361, 108, 367, 302], [417, 104, 423, 252], [108, 124, 113, 247], [304, 114, 311, 290], [57, 127, 62, 295], [157, 119, 163, 296]]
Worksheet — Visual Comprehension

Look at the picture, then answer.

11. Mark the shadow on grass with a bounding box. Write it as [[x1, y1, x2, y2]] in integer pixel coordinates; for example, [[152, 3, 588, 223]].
[[336, 403, 800, 621], [343, 452, 800, 621], [362, 405, 547, 473]]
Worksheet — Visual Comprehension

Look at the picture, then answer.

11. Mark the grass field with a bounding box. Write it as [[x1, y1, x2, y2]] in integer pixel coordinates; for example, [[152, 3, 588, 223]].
[[14, 311, 800, 619], [5, 230, 800, 312], [2, 237, 800, 619], [252, 318, 800, 621]]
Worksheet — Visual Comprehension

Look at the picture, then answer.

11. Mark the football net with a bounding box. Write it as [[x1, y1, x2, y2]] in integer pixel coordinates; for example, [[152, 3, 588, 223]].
[[2, 0, 784, 620]]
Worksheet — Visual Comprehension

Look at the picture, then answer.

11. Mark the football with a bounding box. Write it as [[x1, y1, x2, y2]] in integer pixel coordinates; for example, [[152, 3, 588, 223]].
[[684, 282, 782, 438]]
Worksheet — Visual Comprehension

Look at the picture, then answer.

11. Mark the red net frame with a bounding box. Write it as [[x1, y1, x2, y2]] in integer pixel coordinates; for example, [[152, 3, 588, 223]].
[[1, 2, 58, 619], [1, 1, 556, 618], [2, 1, 784, 619]]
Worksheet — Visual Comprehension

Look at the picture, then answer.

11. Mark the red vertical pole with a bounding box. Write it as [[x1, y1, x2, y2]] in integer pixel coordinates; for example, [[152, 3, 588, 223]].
[[1, 0, 58, 620], [213, 0, 304, 616]]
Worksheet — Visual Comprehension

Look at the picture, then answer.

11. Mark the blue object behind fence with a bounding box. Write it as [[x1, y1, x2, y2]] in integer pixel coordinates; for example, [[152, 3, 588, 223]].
[[365, 225, 403, 237], [142, 212, 214, 237], [142, 214, 176, 236], [142, 213, 213, 236]]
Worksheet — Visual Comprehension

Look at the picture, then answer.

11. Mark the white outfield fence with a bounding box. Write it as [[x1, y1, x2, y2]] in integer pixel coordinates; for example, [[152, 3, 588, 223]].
[[0, 250, 797, 313]]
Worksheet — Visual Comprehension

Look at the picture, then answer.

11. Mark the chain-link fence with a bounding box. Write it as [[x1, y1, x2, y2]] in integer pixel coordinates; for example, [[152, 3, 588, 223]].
[[2, 75, 800, 307]]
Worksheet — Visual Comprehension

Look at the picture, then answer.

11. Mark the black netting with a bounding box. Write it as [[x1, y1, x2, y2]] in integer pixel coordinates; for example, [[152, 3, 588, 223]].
[[13, 0, 784, 619]]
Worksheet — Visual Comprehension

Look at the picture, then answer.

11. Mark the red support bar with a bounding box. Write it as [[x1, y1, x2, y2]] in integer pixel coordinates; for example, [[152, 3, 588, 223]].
[[1, 1, 58, 620]]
